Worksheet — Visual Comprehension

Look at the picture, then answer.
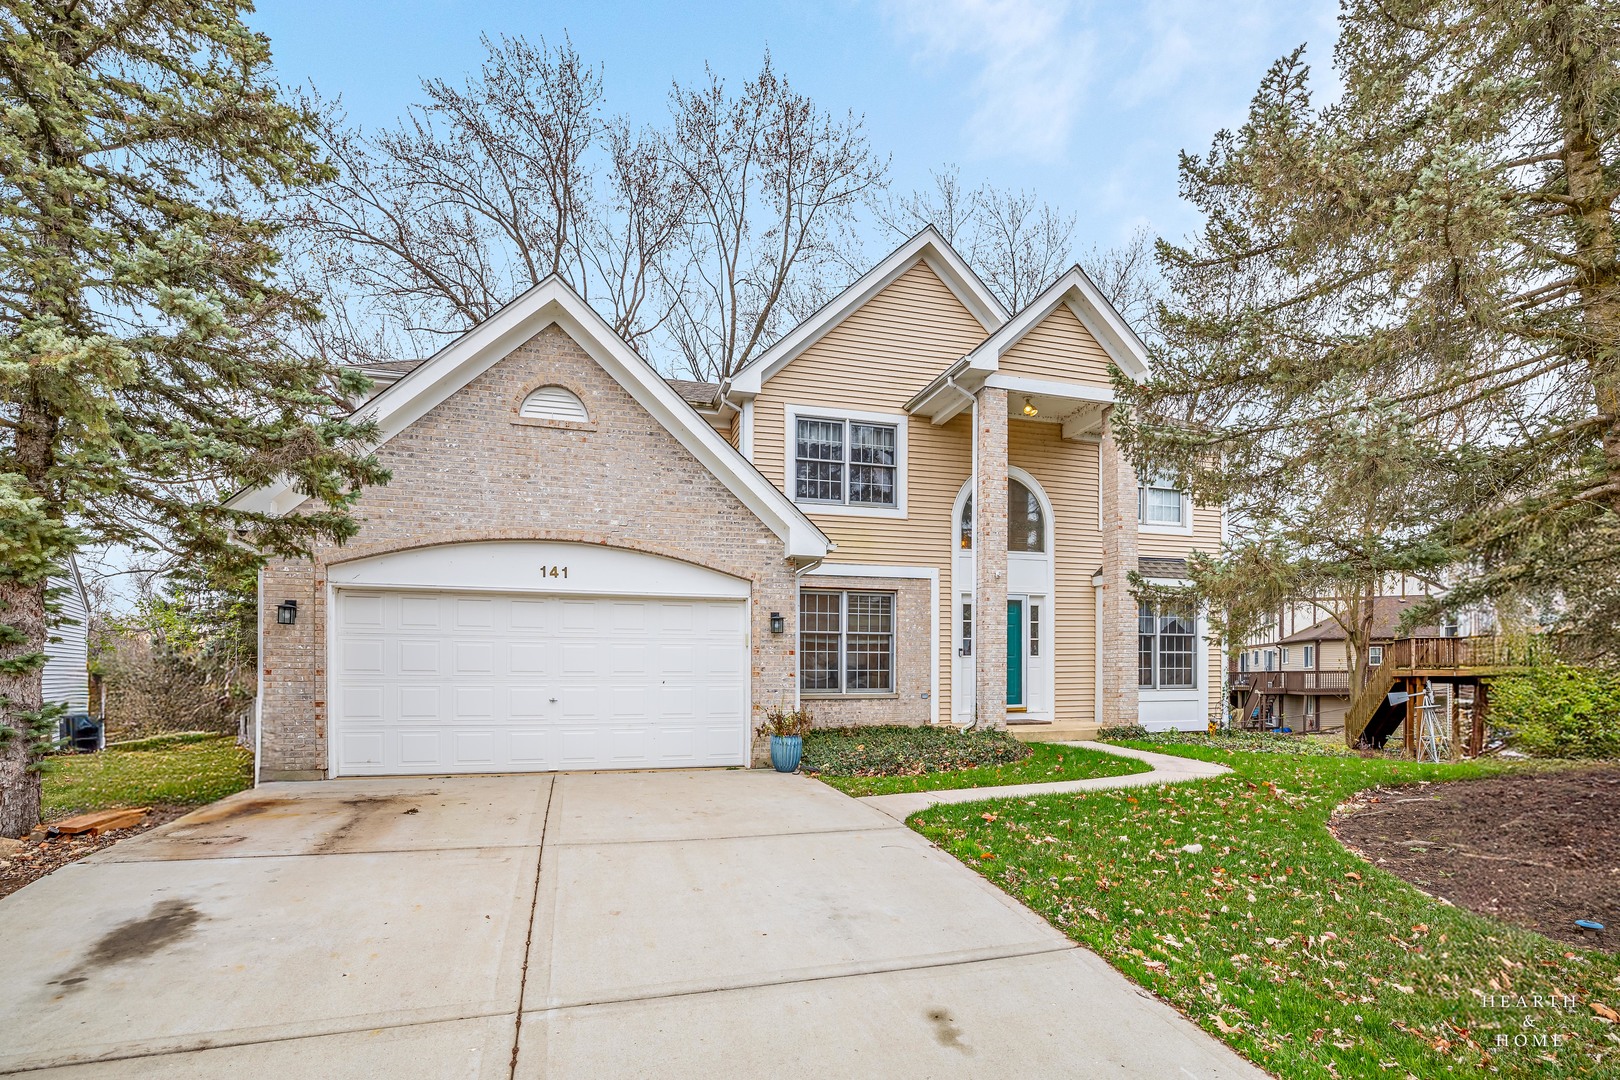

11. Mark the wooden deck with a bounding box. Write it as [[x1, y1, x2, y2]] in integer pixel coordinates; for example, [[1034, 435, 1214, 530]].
[[1235, 635, 1543, 754]]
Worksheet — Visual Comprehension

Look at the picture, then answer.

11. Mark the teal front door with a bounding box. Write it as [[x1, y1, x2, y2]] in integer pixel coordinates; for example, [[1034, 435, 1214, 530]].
[[1006, 599, 1025, 708]]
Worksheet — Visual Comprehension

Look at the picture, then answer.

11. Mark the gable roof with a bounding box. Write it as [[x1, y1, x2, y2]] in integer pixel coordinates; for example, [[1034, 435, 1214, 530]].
[[963, 265, 1150, 382], [228, 277, 831, 562], [725, 226, 1007, 398], [1276, 597, 1443, 645], [903, 265, 1150, 426]]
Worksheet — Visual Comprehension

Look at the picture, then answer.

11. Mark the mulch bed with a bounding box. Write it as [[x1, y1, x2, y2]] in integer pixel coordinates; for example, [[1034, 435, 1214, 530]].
[[0, 806, 191, 901], [1331, 767, 1620, 951]]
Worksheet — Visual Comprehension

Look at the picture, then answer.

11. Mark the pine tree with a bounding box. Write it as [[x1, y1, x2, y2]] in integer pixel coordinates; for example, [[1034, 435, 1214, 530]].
[[1118, 0, 1620, 735], [0, 3, 385, 836]]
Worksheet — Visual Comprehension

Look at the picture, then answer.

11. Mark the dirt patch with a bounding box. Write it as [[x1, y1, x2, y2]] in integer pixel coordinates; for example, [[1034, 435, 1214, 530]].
[[0, 807, 190, 900], [1331, 768, 1620, 951]]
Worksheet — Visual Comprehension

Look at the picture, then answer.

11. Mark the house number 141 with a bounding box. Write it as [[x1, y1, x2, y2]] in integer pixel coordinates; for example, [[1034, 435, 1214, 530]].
[[540, 565, 569, 579]]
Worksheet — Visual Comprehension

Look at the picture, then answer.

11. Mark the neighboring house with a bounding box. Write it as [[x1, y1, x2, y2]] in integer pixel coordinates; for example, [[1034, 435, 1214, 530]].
[[43, 558, 91, 715], [1230, 594, 1492, 733], [232, 228, 1223, 781]]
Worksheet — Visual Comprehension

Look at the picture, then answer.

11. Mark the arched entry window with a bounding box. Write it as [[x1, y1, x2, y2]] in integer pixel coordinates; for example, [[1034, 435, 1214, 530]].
[[959, 478, 1045, 552]]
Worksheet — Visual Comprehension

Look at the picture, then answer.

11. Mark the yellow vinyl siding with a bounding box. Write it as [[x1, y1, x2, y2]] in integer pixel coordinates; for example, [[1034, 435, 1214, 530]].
[[998, 303, 1114, 384], [751, 259, 988, 720], [1008, 420, 1102, 723]]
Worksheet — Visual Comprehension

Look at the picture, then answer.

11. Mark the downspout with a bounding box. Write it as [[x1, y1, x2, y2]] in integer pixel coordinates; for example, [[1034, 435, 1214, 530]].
[[964, 387, 980, 733]]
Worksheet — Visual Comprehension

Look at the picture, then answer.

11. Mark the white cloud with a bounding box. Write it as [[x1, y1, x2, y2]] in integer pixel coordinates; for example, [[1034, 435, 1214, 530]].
[[878, 0, 1095, 161]]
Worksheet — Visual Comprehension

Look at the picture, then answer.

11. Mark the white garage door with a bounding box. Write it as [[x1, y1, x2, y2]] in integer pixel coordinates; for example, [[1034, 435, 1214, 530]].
[[332, 589, 750, 776]]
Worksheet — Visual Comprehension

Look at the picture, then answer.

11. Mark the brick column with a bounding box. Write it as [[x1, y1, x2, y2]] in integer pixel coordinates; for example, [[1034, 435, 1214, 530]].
[[974, 386, 1008, 730], [1097, 417, 1140, 727], [259, 556, 326, 780]]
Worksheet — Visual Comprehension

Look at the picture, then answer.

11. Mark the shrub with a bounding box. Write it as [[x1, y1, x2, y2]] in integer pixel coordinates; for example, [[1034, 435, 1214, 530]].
[[1489, 664, 1620, 759], [800, 725, 1030, 777], [1097, 723, 1151, 741]]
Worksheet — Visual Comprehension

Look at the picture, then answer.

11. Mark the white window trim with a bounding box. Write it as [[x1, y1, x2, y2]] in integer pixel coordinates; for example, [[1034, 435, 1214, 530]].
[[805, 562, 938, 724], [783, 403, 908, 519], [1303, 644, 1315, 668], [1137, 476, 1194, 535], [799, 587, 898, 697], [1279, 647, 1291, 665], [1368, 645, 1384, 666]]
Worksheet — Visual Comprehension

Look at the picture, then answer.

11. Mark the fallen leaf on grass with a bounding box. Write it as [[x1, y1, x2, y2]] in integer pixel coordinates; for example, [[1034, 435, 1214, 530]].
[[1592, 1003, 1620, 1023]]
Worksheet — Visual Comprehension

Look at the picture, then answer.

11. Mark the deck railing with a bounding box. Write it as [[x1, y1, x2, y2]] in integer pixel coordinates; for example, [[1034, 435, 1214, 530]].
[[1230, 635, 1549, 694], [1227, 669, 1353, 694]]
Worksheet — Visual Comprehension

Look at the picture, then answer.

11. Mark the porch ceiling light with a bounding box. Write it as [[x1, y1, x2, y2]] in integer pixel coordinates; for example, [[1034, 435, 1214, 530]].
[[1022, 397, 1039, 417]]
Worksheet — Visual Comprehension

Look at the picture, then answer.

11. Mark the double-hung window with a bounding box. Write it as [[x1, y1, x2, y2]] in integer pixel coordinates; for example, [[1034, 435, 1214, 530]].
[[1303, 644, 1316, 668], [800, 590, 895, 694], [794, 416, 898, 507], [1139, 603, 1197, 689], [1138, 476, 1186, 527]]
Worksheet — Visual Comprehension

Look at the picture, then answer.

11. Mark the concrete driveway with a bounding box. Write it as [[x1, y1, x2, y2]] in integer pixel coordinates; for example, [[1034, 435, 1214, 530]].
[[1, 771, 1264, 1078]]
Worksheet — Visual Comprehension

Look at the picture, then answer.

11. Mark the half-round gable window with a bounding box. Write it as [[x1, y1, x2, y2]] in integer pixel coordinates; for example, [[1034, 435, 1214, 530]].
[[519, 385, 589, 423]]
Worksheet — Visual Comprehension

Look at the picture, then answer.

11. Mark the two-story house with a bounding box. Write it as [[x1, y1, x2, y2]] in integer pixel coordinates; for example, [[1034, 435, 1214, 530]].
[[233, 229, 1222, 780]]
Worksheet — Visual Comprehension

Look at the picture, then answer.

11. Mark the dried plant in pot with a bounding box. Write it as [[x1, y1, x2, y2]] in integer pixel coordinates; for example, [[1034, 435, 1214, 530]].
[[756, 705, 815, 773]]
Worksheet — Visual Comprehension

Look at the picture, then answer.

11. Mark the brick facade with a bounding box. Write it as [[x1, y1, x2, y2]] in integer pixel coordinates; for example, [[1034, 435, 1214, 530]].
[[257, 324, 800, 779], [1097, 420, 1141, 727], [799, 574, 932, 727], [973, 386, 1009, 729]]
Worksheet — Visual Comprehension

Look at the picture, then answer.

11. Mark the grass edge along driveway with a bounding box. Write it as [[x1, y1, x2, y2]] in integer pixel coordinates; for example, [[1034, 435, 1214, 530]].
[[42, 733, 253, 819], [910, 740, 1620, 1080]]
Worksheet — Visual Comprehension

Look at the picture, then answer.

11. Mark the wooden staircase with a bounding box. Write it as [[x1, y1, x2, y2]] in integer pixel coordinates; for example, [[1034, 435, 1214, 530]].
[[1344, 663, 1399, 746]]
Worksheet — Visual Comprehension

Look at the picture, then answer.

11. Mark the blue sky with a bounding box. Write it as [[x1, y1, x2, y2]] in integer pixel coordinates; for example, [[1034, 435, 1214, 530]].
[[249, 0, 1342, 254]]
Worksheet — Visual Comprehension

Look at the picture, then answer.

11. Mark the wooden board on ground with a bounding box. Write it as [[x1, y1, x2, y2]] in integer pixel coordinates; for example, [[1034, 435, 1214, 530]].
[[53, 807, 151, 837]]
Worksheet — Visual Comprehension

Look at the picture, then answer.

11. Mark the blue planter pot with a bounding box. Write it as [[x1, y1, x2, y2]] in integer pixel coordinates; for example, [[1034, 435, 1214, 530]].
[[770, 735, 803, 773]]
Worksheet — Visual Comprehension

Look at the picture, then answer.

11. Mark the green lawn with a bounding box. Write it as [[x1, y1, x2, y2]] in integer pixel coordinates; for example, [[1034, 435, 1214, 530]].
[[911, 738, 1619, 1079], [42, 734, 253, 819]]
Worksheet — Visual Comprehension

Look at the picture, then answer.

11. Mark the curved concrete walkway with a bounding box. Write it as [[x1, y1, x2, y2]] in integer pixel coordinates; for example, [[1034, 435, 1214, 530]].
[[860, 740, 1232, 821]]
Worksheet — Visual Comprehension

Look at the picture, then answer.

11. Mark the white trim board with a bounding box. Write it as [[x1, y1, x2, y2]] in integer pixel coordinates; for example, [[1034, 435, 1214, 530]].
[[804, 562, 940, 725]]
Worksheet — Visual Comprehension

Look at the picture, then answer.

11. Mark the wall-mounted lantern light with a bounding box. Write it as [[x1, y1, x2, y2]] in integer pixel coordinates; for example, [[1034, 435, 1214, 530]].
[[1022, 397, 1039, 417], [769, 611, 785, 635], [276, 599, 299, 625]]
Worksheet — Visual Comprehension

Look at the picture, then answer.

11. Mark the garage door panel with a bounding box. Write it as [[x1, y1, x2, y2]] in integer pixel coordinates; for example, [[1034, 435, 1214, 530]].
[[334, 588, 749, 776], [561, 643, 598, 675], [398, 731, 441, 766], [342, 684, 385, 720], [453, 686, 495, 718], [509, 643, 548, 674], [508, 686, 551, 718], [342, 594, 384, 627], [341, 638, 386, 675], [342, 732, 386, 767], [453, 641, 495, 674], [397, 686, 441, 719], [397, 639, 440, 674], [398, 594, 440, 628]]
